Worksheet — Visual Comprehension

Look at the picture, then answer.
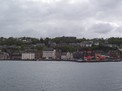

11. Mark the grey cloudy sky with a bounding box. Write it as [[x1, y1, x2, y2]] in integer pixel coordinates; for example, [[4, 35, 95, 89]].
[[0, 0, 122, 38]]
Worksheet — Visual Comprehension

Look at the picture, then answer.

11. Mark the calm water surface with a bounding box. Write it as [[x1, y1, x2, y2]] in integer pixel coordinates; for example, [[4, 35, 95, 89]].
[[0, 61, 122, 91]]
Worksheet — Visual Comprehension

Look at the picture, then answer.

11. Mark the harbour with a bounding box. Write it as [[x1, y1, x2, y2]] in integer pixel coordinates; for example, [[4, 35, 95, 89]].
[[0, 61, 122, 91]]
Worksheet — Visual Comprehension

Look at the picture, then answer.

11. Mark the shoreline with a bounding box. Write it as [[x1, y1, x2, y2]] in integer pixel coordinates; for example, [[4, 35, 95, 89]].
[[0, 59, 121, 63]]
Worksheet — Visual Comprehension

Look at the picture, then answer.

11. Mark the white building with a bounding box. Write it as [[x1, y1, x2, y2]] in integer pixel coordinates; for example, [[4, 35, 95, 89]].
[[61, 52, 73, 60], [80, 41, 93, 47], [22, 53, 35, 60], [42, 49, 56, 59]]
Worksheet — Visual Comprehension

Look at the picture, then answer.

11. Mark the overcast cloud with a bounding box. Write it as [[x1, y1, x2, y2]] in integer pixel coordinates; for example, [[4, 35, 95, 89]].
[[0, 0, 122, 38]]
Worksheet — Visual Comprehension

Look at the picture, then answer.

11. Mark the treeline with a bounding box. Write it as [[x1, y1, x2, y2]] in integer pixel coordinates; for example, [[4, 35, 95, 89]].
[[107, 37, 122, 45], [0, 36, 85, 46], [0, 36, 122, 52], [0, 36, 122, 45]]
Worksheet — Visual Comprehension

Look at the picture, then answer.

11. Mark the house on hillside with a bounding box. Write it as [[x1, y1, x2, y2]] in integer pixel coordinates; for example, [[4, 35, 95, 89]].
[[80, 41, 93, 47], [93, 41, 100, 46], [104, 44, 118, 48]]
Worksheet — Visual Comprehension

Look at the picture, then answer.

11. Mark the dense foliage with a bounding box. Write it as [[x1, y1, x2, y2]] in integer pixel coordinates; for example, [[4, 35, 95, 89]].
[[0, 37, 121, 52]]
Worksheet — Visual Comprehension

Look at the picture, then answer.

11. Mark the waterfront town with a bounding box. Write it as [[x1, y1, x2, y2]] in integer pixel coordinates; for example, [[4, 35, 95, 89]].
[[0, 36, 122, 62]]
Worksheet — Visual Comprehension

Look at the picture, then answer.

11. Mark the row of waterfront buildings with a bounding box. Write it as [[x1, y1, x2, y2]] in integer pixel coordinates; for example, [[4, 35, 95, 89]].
[[0, 49, 73, 60], [0, 48, 122, 61]]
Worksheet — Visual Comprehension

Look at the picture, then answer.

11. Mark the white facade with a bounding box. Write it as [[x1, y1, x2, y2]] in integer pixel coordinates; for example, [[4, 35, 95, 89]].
[[81, 41, 93, 47], [22, 53, 35, 60], [42, 50, 56, 59], [61, 52, 73, 60], [61, 55, 67, 60]]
